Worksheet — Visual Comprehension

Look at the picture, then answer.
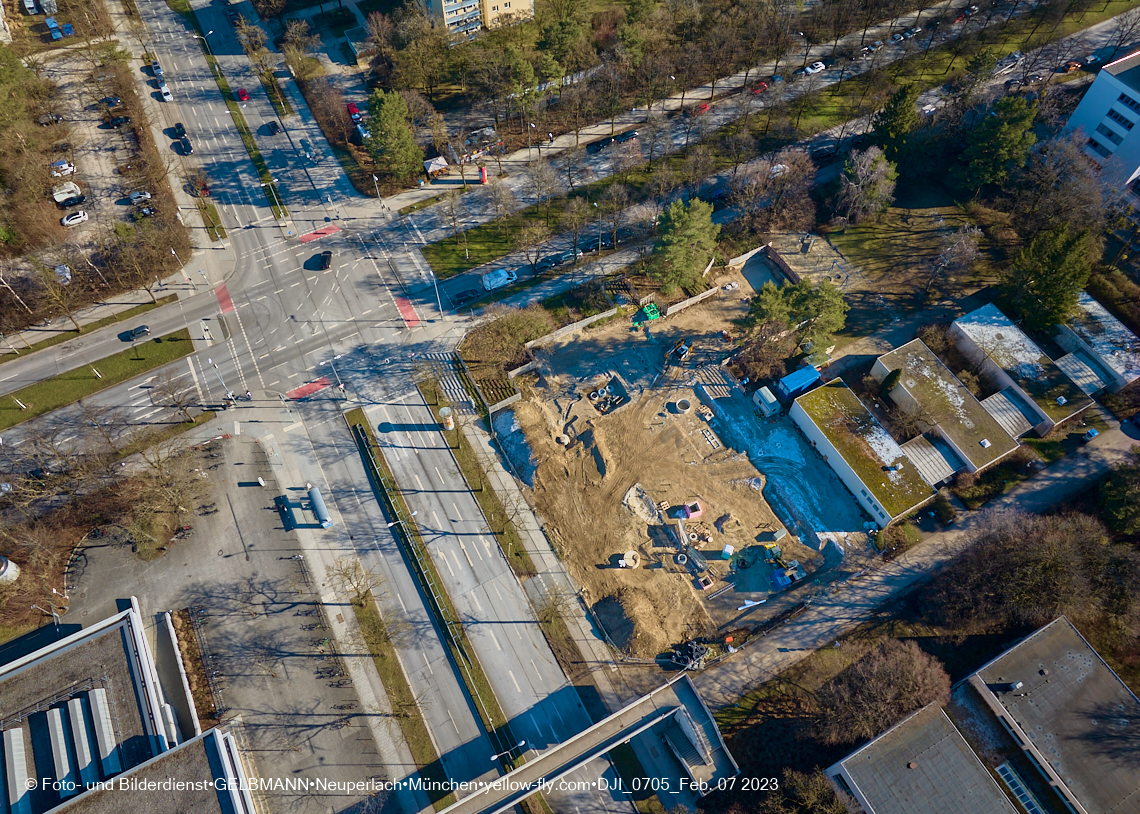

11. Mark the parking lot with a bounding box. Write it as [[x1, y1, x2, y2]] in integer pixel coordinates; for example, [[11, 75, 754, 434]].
[[64, 436, 387, 814]]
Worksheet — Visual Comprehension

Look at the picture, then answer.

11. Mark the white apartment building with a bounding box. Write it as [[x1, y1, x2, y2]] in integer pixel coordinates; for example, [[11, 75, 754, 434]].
[[417, 0, 530, 39], [1066, 49, 1140, 187]]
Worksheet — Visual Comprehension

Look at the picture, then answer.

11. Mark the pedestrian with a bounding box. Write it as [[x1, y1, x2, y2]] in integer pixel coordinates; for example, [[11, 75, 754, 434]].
[[548, 133, 554, 143]]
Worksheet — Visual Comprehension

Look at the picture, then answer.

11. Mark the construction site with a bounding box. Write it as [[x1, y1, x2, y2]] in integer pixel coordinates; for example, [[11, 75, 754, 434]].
[[499, 272, 876, 663]]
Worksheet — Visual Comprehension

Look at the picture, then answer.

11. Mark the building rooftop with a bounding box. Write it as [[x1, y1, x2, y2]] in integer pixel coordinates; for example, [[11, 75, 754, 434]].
[[1065, 291, 1140, 386], [831, 705, 1018, 814], [1103, 48, 1140, 91], [900, 434, 960, 485], [972, 617, 1140, 814], [953, 304, 1091, 422], [979, 390, 1035, 438], [795, 380, 933, 517], [877, 340, 1018, 470]]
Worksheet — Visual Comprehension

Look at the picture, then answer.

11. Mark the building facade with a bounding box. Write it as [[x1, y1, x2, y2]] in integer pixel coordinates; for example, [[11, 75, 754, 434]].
[[1065, 49, 1140, 187], [417, 0, 531, 39]]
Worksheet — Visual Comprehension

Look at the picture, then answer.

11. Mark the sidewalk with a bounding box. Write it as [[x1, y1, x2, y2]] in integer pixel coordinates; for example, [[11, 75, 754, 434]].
[[692, 419, 1138, 710]]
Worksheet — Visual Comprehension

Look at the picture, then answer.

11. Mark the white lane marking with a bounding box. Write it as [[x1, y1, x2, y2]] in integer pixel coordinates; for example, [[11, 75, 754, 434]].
[[422, 652, 433, 675], [451, 548, 464, 575], [415, 474, 425, 491], [459, 540, 474, 568], [432, 510, 441, 528], [440, 553, 455, 577], [509, 671, 521, 694], [446, 709, 459, 734], [470, 591, 482, 612], [451, 503, 463, 521], [480, 536, 493, 559], [531, 659, 542, 685], [488, 630, 502, 650], [434, 466, 444, 485]]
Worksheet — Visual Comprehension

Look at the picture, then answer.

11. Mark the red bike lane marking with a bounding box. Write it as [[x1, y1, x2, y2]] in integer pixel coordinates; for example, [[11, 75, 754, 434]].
[[286, 377, 330, 399], [215, 283, 235, 313], [395, 296, 420, 328]]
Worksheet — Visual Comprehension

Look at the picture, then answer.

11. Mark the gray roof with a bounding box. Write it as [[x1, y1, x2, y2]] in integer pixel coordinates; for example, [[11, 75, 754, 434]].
[[834, 705, 1018, 814], [980, 390, 1034, 438], [1054, 351, 1110, 396], [1066, 291, 1140, 385], [973, 618, 1140, 814], [1104, 48, 1140, 91], [901, 434, 960, 485]]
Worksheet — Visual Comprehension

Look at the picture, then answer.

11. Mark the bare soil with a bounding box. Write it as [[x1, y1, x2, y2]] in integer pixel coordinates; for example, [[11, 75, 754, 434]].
[[511, 276, 824, 659]]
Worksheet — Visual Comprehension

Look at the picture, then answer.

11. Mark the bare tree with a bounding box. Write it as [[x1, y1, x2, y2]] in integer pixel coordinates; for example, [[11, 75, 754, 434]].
[[1107, 7, 1140, 60], [517, 222, 552, 276], [837, 146, 897, 225], [328, 556, 387, 606], [560, 197, 590, 257], [440, 189, 465, 243], [151, 368, 198, 422], [487, 178, 518, 235], [599, 183, 630, 247], [524, 159, 559, 224], [926, 224, 981, 299], [77, 400, 133, 455], [680, 146, 714, 199], [816, 639, 950, 745]]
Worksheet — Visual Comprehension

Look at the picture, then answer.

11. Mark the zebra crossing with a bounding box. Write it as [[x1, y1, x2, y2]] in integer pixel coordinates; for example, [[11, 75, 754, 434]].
[[421, 352, 479, 416]]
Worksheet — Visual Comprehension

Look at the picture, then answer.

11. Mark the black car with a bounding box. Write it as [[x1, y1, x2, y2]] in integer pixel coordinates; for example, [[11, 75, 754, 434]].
[[56, 194, 87, 209], [179, 136, 194, 155], [228, 8, 241, 22], [101, 96, 122, 108], [109, 115, 131, 127], [452, 289, 482, 306], [579, 235, 603, 253], [173, 122, 186, 138], [615, 129, 639, 143], [267, 120, 281, 135], [555, 248, 579, 264], [319, 250, 333, 270], [534, 256, 558, 273], [586, 136, 615, 155]]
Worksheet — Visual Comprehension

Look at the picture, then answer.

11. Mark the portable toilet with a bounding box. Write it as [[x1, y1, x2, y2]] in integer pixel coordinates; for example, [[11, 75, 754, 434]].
[[721, 544, 734, 560], [753, 386, 779, 417]]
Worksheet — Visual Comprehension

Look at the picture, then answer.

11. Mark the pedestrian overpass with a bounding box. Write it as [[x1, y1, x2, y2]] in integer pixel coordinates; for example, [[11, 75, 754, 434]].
[[438, 674, 739, 814]]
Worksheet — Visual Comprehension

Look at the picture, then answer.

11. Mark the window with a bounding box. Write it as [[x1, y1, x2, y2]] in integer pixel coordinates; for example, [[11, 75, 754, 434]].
[[1088, 137, 1113, 158], [1119, 92, 1140, 114], [1097, 123, 1124, 145], [1107, 108, 1135, 130], [491, 4, 498, 8]]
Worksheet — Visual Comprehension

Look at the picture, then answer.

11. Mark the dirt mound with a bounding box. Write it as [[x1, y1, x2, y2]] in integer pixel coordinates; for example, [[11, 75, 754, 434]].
[[594, 588, 669, 658], [622, 483, 662, 526]]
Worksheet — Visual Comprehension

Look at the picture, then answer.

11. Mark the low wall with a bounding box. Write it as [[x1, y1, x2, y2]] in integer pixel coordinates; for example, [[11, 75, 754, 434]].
[[726, 246, 764, 271], [763, 244, 801, 284], [487, 392, 522, 414], [525, 307, 619, 348], [666, 287, 719, 316]]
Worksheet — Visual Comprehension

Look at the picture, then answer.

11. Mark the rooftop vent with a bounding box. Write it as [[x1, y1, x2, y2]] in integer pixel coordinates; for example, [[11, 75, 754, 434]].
[[908, 762, 918, 770], [980, 438, 992, 448], [1057, 396, 1068, 406]]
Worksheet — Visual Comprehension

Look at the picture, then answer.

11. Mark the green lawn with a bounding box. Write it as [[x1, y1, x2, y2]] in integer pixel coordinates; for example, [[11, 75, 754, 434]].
[[197, 201, 226, 241], [0, 296, 176, 367], [0, 329, 194, 432]]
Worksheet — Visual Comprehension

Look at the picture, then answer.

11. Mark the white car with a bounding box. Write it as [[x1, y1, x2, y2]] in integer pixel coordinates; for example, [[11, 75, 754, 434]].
[[804, 61, 826, 75], [160, 84, 173, 102], [50, 161, 76, 177], [61, 211, 88, 227], [481, 268, 518, 291]]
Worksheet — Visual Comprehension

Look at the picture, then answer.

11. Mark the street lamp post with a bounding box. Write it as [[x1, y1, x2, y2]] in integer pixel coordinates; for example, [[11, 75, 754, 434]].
[[31, 603, 61, 636], [194, 30, 215, 58], [386, 510, 418, 528], [261, 179, 283, 217], [206, 357, 236, 401], [320, 356, 346, 395], [372, 174, 382, 204], [490, 740, 526, 762]]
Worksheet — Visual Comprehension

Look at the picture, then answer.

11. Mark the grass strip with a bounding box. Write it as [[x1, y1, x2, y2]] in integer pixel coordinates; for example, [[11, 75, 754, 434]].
[[256, 68, 293, 118], [417, 378, 536, 578], [0, 329, 194, 432], [346, 409, 515, 748], [197, 200, 227, 241], [0, 295, 177, 367], [353, 594, 456, 810]]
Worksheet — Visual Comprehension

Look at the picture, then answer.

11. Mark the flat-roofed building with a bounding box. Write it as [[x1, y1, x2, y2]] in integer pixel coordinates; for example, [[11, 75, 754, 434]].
[[1065, 49, 1140, 187], [1054, 291, 1140, 394]]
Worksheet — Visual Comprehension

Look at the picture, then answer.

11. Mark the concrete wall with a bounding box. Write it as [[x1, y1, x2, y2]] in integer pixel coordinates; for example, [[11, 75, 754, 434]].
[[763, 244, 801, 284], [525, 307, 619, 348], [789, 399, 891, 525]]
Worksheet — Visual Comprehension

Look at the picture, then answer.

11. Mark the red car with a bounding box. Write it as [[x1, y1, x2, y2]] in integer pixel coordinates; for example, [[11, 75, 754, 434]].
[[347, 102, 362, 122], [237, 88, 250, 101], [683, 102, 710, 118], [751, 81, 769, 95]]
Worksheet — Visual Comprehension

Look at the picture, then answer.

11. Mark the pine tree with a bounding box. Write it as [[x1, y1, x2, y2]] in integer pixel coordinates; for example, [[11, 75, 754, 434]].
[[871, 84, 921, 163], [366, 90, 424, 182], [957, 95, 1037, 193], [1004, 224, 1091, 330], [649, 199, 720, 293]]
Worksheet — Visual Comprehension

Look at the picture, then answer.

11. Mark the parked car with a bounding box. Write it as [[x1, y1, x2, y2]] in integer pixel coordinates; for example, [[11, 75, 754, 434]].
[[347, 102, 362, 122], [750, 81, 769, 95], [300, 139, 315, 160], [61, 210, 88, 227], [579, 235, 603, 253], [52, 182, 81, 203], [952, 11, 966, 22], [554, 248, 579, 264], [195, 184, 211, 197], [480, 268, 517, 291], [130, 191, 152, 204], [151, 59, 163, 79], [452, 289, 482, 306], [615, 129, 639, 143], [54, 264, 71, 284], [237, 87, 250, 102], [890, 32, 904, 43], [37, 113, 63, 126], [109, 115, 131, 127], [902, 27, 919, 38], [319, 250, 333, 270], [160, 84, 173, 102], [871, 40, 884, 50], [964, 4, 979, 13], [137, 206, 156, 217], [1063, 61, 1082, 73], [100, 96, 122, 107], [179, 136, 194, 155], [56, 194, 86, 209], [267, 120, 281, 135], [586, 136, 615, 154], [50, 161, 76, 177], [534, 256, 559, 273], [804, 61, 826, 75], [683, 102, 710, 117], [127, 325, 151, 340], [173, 122, 186, 138], [227, 8, 241, 22]]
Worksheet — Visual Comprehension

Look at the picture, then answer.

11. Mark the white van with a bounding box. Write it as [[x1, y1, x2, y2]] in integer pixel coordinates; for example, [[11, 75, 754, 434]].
[[481, 268, 517, 291], [52, 181, 81, 203]]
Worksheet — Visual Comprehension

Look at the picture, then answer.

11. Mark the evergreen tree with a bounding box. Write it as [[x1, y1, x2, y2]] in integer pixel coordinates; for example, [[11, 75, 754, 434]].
[[871, 84, 921, 163], [1004, 224, 1091, 330], [366, 90, 424, 181], [649, 199, 720, 293], [957, 95, 1037, 193]]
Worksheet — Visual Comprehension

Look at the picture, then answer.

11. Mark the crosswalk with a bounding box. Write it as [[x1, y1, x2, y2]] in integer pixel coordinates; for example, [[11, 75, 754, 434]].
[[421, 352, 479, 417]]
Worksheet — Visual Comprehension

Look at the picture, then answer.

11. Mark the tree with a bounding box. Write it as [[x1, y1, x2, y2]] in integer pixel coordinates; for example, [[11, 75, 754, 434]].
[[816, 639, 951, 745], [151, 369, 198, 422], [837, 146, 897, 224], [957, 95, 1037, 193], [1100, 446, 1140, 535], [599, 183, 630, 247], [486, 178, 517, 234], [560, 198, 590, 258], [925, 223, 982, 299], [1009, 133, 1106, 237], [518, 222, 551, 275], [524, 159, 559, 224], [329, 556, 386, 606], [1004, 224, 1091, 330], [650, 199, 720, 293], [871, 84, 921, 163], [366, 90, 424, 181], [1106, 7, 1140, 59]]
